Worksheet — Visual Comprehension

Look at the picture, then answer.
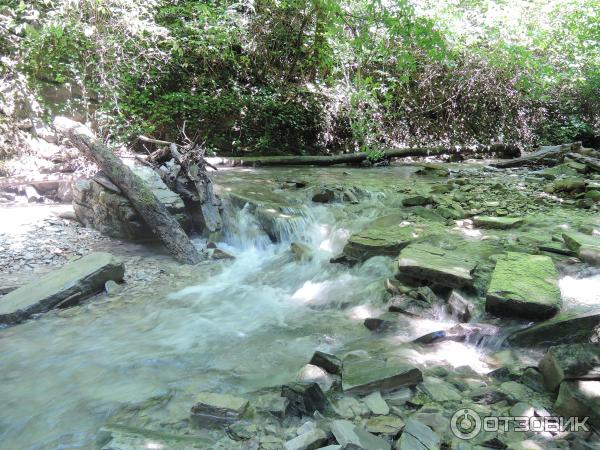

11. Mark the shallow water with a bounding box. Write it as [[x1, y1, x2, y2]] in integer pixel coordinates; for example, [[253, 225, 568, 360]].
[[0, 164, 598, 449]]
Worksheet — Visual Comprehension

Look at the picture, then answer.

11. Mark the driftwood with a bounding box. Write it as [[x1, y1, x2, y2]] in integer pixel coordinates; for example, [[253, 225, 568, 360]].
[[492, 142, 582, 169], [138, 135, 222, 234], [54, 117, 202, 264], [212, 144, 520, 167]]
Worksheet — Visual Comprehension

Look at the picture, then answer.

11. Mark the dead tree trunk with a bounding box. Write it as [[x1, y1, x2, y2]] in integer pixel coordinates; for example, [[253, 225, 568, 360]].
[[54, 117, 202, 264], [211, 144, 520, 167], [492, 142, 582, 169]]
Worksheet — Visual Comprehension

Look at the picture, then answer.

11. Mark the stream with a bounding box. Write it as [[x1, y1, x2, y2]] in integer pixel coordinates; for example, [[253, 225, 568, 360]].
[[1, 164, 599, 449]]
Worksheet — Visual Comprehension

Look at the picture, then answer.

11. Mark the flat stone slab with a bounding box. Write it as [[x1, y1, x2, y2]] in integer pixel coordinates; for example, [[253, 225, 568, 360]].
[[485, 252, 560, 320], [342, 215, 430, 263], [539, 344, 600, 391], [507, 312, 600, 347], [396, 243, 477, 289], [0, 252, 124, 325], [330, 420, 391, 450], [190, 392, 249, 426], [342, 357, 422, 395], [563, 232, 600, 265], [474, 216, 524, 229]]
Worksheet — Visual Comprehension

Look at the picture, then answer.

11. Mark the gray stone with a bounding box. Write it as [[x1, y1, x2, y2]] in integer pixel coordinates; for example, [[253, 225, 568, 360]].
[[284, 429, 328, 450], [105, 280, 123, 296], [420, 376, 462, 401], [520, 368, 545, 393], [485, 252, 560, 320], [310, 351, 342, 375], [538, 344, 600, 392], [562, 232, 600, 265], [0, 252, 124, 325], [365, 415, 404, 436], [342, 357, 422, 395], [396, 418, 440, 450], [298, 364, 337, 393], [402, 195, 433, 207], [362, 391, 389, 415], [447, 291, 474, 322], [507, 312, 600, 347], [330, 420, 391, 450], [190, 392, 249, 427], [282, 382, 327, 416]]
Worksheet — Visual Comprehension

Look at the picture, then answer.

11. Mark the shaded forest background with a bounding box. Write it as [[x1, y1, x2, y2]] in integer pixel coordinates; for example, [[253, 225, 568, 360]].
[[1, 0, 599, 157]]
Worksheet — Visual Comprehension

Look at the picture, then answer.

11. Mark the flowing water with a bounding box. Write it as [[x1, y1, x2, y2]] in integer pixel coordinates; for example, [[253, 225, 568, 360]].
[[1, 165, 599, 449]]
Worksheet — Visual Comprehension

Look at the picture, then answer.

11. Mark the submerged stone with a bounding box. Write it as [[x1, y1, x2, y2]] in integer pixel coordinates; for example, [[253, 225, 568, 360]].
[[0, 252, 124, 325], [190, 392, 249, 427], [473, 216, 524, 229], [396, 243, 477, 289], [507, 312, 600, 347], [485, 252, 560, 320], [538, 344, 600, 392], [342, 357, 422, 395]]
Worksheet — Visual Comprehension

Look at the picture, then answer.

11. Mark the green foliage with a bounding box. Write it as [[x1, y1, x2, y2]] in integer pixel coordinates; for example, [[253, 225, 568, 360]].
[[7, 0, 600, 153]]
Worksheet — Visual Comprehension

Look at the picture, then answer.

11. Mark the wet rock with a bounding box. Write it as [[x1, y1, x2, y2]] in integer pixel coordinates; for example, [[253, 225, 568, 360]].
[[388, 295, 428, 317], [332, 396, 367, 419], [485, 252, 560, 320], [99, 425, 208, 449], [538, 344, 600, 392], [342, 215, 426, 263], [435, 204, 465, 220], [291, 242, 313, 261], [555, 380, 600, 425], [562, 231, 600, 265], [0, 252, 124, 325], [284, 428, 328, 450], [362, 391, 389, 415], [104, 280, 123, 296], [312, 188, 336, 203], [396, 243, 477, 289], [414, 164, 450, 177], [473, 216, 524, 229], [471, 388, 509, 405], [409, 206, 446, 223], [342, 357, 422, 395], [365, 415, 404, 436], [396, 418, 440, 450], [413, 323, 497, 345], [310, 351, 343, 375], [281, 382, 327, 416], [552, 177, 586, 193], [190, 392, 249, 427], [402, 195, 433, 207], [507, 312, 600, 346], [363, 315, 397, 332], [298, 364, 337, 393], [330, 420, 391, 450], [447, 291, 474, 322]]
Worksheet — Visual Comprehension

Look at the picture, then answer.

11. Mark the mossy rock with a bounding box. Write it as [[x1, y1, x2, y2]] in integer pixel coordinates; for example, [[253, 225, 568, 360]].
[[485, 252, 560, 320]]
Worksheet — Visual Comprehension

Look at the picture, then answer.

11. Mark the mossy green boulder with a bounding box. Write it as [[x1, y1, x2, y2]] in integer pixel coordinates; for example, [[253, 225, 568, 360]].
[[485, 252, 560, 320], [507, 312, 600, 347], [474, 216, 524, 229]]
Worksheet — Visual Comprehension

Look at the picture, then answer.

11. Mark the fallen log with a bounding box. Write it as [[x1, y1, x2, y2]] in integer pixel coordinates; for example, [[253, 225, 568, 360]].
[[54, 117, 202, 264], [210, 144, 520, 167], [492, 142, 581, 169]]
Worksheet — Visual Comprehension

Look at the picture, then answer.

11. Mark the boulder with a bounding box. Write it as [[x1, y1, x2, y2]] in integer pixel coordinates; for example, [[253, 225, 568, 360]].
[[0, 252, 124, 325], [330, 420, 391, 450], [190, 392, 249, 427], [538, 344, 600, 391], [310, 351, 343, 375], [396, 244, 477, 289], [554, 380, 600, 425], [297, 364, 337, 393], [402, 195, 433, 207], [281, 382, 327, 416], [74, 167, 189, 240], [342, 357, 422, 395], [473, 216, 524, 229], [507, 312, 600, 347], [485, 252, 560, 320]]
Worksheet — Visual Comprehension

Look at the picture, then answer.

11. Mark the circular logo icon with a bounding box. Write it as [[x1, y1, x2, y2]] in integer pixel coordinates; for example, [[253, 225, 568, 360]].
[[451, 408, 482, 440]]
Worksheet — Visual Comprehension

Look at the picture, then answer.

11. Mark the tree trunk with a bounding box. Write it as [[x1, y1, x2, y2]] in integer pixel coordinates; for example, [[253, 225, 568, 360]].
[[211, 144, 520, 167], [492, 142, 581, 169], [54, 117, 202, 264]]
